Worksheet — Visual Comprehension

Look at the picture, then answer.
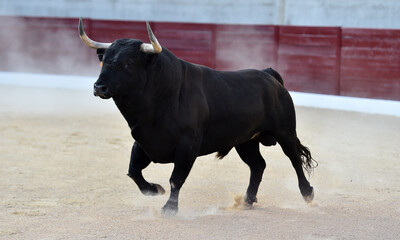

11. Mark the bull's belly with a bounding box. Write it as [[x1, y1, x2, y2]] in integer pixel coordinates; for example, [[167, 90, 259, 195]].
[[199, 127, 260, 156], [132, 116, 265, 162]]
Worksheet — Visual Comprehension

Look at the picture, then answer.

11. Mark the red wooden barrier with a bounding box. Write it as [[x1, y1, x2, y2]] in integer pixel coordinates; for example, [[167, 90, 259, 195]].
[[340, 28, 400, 100], [153, 22, 216, 68], [277, 26, 341, 95], [0, 16, 399, 101], [90, 19, 148, 43], [215, 24, 278, 71]]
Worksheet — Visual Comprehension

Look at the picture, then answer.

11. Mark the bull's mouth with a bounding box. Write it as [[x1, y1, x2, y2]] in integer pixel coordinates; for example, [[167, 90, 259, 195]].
[[95, 93, 112, 99]]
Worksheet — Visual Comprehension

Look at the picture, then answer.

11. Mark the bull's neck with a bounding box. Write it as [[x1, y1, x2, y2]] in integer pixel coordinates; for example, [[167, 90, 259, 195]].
[[112, 81, 181, 130], [113, 95, 151, 129], [113, 49, 183, 129]]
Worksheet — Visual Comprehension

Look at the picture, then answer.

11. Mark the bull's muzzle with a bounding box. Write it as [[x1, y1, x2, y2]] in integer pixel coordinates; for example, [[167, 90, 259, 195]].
[[93, 83, 111, 99]]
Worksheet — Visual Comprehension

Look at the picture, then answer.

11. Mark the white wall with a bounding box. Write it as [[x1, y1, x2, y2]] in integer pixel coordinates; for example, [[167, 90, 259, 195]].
[[1, 0, 400, 28], [0, 0, 277, 24], [281, 0, 400, 29]]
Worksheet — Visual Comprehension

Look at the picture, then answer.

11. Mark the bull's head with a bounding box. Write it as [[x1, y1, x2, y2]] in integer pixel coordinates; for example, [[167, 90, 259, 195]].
[[78, 17, 162, 99]]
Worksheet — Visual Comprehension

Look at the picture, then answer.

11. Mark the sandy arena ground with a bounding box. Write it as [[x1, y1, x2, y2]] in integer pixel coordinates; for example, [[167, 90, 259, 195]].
[[0, 84, 399, 240]]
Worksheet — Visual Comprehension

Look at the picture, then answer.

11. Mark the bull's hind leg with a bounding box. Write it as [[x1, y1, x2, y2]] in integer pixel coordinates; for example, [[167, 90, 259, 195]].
[[277, 135, 314, 203], [127, 142, 165, 195], [235, 140, 266, 206]]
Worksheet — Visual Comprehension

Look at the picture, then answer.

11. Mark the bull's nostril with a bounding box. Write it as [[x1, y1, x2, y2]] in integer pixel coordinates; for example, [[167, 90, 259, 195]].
[[94, 83, 110, 98]]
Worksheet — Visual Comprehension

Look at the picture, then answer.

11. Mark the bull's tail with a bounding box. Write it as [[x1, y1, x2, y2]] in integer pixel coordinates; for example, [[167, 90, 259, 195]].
[[262, 67, 284, 86], [296, 137, 317, 175]]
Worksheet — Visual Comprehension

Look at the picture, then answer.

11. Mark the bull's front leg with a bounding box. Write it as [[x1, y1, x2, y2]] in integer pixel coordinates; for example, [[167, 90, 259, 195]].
[[162, 143, 197, 215], [127, 142, 165, 195]]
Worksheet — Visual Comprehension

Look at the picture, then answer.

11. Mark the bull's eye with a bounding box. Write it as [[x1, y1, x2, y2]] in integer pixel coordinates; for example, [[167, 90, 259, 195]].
[[104, 60, 121, 68]]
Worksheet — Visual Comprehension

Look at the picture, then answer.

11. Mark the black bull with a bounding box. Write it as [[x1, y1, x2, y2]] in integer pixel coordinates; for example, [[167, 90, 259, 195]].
[[78, 18, 316, 214]]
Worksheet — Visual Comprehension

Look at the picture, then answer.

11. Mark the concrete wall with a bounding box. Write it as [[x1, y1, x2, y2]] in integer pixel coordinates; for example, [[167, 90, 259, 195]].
[[1, 0, 400, 28], [0, 0, 277, 24], [281, 0, 400, 29]]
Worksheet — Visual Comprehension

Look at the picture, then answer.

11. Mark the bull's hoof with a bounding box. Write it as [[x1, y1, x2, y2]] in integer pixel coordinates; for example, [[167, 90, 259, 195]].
[[161, 203, 178, 216], [302, 188, 314, 203], [243, 202, 254, 210], [142, 183, 166, 196], [245, 194, 258, 206]]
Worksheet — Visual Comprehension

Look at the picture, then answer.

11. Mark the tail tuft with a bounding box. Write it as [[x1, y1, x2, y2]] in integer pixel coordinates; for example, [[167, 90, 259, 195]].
[[262, 67, 284, 86], [296, 138, 318, 175]]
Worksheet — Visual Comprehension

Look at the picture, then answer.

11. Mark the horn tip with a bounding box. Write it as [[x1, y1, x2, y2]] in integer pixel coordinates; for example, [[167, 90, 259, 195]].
[[146, 21, 152, 34], [78, 17, 84, 36]]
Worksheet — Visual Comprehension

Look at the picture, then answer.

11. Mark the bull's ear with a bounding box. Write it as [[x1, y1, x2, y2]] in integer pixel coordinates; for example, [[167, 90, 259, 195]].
[[96, 49, 106, 62], [145, 53, 158, 67]]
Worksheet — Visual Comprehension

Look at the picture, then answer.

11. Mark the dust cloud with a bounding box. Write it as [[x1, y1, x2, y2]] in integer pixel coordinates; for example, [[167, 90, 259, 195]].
[[0, 16, 98, 76]]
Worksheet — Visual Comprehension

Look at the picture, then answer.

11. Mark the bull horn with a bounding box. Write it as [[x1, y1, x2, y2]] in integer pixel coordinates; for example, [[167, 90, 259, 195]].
[[140, 22, 162, 54], [78, 17, 112, 49]]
